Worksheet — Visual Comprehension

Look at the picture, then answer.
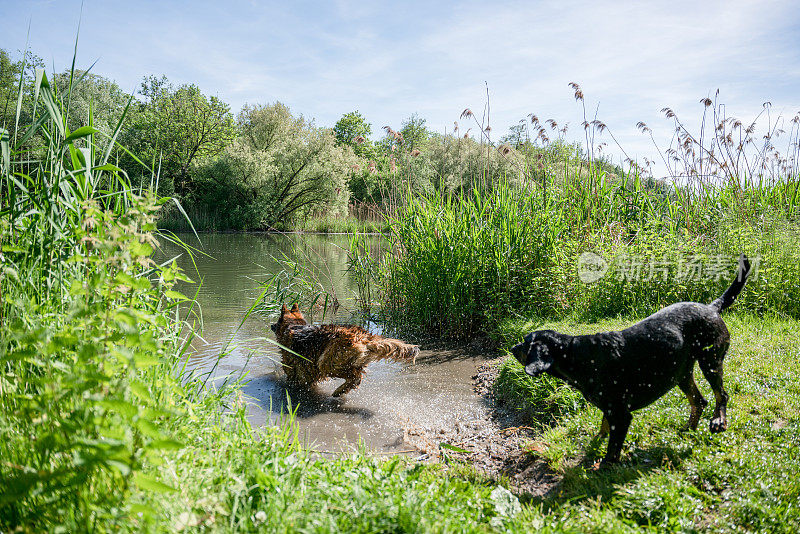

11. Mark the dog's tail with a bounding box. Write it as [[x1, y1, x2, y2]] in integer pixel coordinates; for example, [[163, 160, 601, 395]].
[[366, 337, 420, 364], [710, 254, 752, 313]]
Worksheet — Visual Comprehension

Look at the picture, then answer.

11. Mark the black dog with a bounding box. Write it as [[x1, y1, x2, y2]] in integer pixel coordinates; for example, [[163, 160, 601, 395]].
[[511, 255, 751, 464]]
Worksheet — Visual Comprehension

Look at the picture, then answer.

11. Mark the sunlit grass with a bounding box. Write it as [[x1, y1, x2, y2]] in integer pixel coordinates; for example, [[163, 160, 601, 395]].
[[495, 314, 800, 532]]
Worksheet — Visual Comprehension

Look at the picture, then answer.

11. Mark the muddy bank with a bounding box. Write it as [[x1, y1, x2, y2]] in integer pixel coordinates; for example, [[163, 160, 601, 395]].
[[400, 358, 561, 497], [243, 341, 495, 455], [240, 336, 562, 497]]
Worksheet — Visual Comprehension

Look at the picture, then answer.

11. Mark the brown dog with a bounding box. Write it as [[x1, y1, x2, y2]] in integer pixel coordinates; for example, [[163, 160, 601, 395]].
[[271, 304, 419, 397]]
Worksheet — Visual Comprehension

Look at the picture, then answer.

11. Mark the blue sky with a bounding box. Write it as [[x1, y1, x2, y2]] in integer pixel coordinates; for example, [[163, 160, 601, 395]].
[[3, 0, 799, 175]]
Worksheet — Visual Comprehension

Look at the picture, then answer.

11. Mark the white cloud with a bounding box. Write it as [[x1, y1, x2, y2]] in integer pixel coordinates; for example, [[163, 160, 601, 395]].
[[2, 0, 798, 175]]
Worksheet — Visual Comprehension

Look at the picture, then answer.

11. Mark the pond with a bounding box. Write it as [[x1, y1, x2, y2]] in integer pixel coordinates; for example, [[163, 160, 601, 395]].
[[159, 232, 492, 454]]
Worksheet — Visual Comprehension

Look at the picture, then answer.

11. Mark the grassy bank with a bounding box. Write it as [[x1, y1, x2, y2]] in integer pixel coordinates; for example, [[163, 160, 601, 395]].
[[491, 314, 800, 532], [361, 168, 800, 337]]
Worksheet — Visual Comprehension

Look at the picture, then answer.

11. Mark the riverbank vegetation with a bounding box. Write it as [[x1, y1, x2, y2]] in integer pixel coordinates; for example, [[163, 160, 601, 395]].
[[353, 90, 800, 336], [3, 43, 800, 533], [0, 52, 526, 532]]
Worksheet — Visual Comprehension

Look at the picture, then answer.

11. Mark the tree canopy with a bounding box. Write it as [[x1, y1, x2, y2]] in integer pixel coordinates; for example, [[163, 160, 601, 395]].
[[124, 75, 236, 196], [333, 110, 374, 158], [193, 102, 357, 229]]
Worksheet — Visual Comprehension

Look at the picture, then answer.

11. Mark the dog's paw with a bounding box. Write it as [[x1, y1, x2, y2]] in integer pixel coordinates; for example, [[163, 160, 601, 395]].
[[709, 417, 728, 433]]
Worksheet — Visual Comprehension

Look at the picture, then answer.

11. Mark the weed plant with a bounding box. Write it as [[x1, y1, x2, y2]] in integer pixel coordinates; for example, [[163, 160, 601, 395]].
[[0, 63, 193, 526], [360, 96, 800, 336]]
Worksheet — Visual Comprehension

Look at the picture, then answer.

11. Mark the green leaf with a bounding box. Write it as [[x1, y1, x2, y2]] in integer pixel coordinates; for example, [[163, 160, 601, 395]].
[[136, 419, 164, 440], [133, 473, 177, 493], [65, 126, 100, 143], [147, 439, 184, 451], [164, 290, 188, 301], [129, 503, 153, 517], [133, 353, 160, 368], [98, 399, 138, 419], [439, 443, 470, 454], [129, 380, 151, 400], [130, 240, 154, 257], [92, 162, 124, 173], [106, 459, 131, 476]]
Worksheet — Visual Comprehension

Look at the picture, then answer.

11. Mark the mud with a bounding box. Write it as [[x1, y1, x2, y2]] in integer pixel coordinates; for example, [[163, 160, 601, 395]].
[[400, 359, 561, 497]]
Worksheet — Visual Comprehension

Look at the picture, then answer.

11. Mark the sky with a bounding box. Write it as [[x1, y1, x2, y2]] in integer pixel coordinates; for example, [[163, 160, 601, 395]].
[[2, 0, 799, 176]]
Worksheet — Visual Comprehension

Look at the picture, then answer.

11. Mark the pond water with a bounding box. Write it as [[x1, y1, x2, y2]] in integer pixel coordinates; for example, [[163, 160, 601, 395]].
[[159, 232, 491, 454]]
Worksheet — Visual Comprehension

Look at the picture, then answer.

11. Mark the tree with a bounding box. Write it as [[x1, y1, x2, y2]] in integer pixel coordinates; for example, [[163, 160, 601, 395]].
[[53, 69, 133, 153], [0, 48, 45, 140], [124, 76, 236, 196], [194, 102, 357, 229], [501, 120, 529, 149], [399, 113, 429, 150], [333, 110, 374, 158]]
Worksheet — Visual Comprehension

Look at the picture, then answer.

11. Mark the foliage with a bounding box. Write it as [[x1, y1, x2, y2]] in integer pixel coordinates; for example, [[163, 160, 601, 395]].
[[124, 75, 236, 196], [333, 110, 375, 159], [53, 69, 133, 153], [399, 112, 429, 150], [0, 65, 530, 531], [0, 48, 45, 141], [378, 176, 565, 336], [0, 66, 189, 528], [359, 127, 800, 335], [191, 102, 357, 230]]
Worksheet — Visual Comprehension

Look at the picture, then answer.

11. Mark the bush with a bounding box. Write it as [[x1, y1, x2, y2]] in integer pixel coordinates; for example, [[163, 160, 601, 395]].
[[191, 103, 356, 230]]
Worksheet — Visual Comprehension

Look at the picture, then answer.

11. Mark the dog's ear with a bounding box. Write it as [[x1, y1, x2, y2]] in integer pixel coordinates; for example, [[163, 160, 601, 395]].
[[290, 303, 299, 312], [524, 342, 554, 376], [281, 304, 288, 313]]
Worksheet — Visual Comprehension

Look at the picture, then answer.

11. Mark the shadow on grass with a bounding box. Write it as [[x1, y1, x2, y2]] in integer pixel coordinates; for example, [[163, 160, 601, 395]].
[[526, 439, 694, 509]]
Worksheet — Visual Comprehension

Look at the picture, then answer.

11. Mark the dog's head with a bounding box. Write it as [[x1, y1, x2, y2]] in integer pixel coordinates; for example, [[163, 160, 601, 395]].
[[270, 303, 307, 333], [510, 330, 567, 377]]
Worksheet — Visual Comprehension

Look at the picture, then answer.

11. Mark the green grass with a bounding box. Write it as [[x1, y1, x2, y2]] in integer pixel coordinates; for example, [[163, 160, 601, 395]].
[[493, 313, 800, 532], [137, 403, 524, 532], [361, 167, 800, 337], [5, 44, 800, 533]]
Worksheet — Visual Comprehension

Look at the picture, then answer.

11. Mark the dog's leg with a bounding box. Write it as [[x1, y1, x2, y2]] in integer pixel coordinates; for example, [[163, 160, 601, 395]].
[[677, 371, 708, 431], [281, 352, 297, 383], [332, 370, 363, 397], [603, 411, 632, 464], [699, 359, 729, 433]]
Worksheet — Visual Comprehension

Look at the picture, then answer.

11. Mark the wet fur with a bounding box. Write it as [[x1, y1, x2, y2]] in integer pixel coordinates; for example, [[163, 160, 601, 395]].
[[511, 255, 752, 464], [271, 304, 419, 397]]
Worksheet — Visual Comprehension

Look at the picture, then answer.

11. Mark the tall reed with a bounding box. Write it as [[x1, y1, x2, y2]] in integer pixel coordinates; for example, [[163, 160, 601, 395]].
[[361, 93, 800, 336], [0, 55, 198, 528]]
